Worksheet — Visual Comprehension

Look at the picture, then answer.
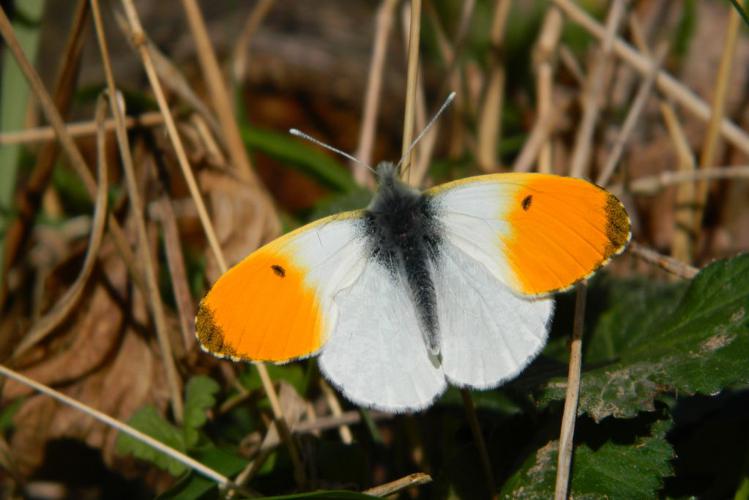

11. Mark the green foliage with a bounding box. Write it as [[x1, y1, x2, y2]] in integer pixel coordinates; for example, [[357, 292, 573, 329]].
[[537, 254, 749, 421], [116, 375, 232, 476], [241, 125, 359, 193], [501, 418, 674, 498]]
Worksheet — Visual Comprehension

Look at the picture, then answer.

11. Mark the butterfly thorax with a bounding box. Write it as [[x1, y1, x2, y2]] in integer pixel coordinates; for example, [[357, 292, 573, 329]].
[[362, 162, 442, 355]]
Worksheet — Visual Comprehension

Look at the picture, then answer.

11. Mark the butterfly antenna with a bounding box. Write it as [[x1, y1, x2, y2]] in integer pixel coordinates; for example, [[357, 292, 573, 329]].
[[396, 91, 456, 171], [289, 128, 376, 174]]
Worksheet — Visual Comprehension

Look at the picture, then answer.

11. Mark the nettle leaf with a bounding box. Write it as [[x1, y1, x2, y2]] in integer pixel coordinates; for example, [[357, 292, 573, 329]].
[[183, 375, 220, 447], [538, 254, 749, 421], [116, 406, 187, 476], [501, 418, 674, 498]]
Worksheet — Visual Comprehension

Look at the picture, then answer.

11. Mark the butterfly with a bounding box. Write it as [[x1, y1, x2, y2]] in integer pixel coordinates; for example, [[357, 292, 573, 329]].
[[195, 159, 631, 413]]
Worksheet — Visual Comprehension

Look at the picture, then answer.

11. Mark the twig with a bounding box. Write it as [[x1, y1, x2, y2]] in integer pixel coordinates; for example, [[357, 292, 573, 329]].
[[353, 0, 398, 186], [552, 0, 749, 156], [460, 389, 496, 497], [569, 0, 627, 179], [477, 0, 511, 172], [180, 0, 260, 185], [0, 5, 148, 304], [91, 0, 184, 422], [117, 0, 297, 477], [0, 112, 165, 145], [694, 7, 742, 227], [618, 165, 749, 196], [400, 0, 422, 174], [364, 472, 432, 497], [628, 241, 699, 279], [0, 364, 236, 488], [13, 95, 108, 359], [554, 284, 587, 500], [597, 42, 668, 186]]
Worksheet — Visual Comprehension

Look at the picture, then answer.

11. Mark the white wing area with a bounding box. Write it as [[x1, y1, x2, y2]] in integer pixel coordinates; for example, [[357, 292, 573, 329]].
[[435, 243, 554, 388], [319, 262, 447, 412], [428, 180, 520, 293]]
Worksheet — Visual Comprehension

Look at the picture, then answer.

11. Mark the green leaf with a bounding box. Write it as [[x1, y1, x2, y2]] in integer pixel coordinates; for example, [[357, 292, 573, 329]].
[[241, 125, 358, 193], [0, 397, 24, 433], [157, 445, 247, 500], [183, 375, 220, 447], [116, 406, 187, 476], [501, 417, 674, 498], [537, 254, 749, 421]]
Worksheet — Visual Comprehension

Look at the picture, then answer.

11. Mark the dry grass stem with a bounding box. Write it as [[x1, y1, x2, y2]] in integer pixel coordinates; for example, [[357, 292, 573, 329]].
[[477, 0, 511, 172], [514, 6, 563, 173], [552, 0, 749, 156], [181, 0, 260, 185], [231, 0, 276, 83], [117, 0, 299, 474], [0, 112, 165, 145], [695, 7, 742, 226], [400, 0, 423, 174], [13, 95, 108, 358], [569, 0, 627, 179], [629, 241, 700, 279], [661, 103, 698, 264], [364, 472, 433, 496], [0, 364, 234, 488], [0, 5, 148, 303], [460, 389, 497, 497], [92, 0, 185, 421], [320, 379, 353, 444], [554, 283, 587, 500], [353, 0, 398, 185], [597, 42, 668, 187], [0, 0, 90, 309]]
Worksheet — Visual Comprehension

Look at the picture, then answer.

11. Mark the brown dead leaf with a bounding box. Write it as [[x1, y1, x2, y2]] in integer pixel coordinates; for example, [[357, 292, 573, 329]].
[[200, 169, 280, 283], [5, 250, 170, 475]]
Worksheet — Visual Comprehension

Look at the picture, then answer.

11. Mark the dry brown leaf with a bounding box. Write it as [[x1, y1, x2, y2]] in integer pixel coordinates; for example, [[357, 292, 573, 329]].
[[200, 169, 280, 283]]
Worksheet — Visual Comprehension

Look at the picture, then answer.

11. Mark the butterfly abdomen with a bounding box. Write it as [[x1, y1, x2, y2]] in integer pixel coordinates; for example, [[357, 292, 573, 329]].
[[364, 164, 443, 354]]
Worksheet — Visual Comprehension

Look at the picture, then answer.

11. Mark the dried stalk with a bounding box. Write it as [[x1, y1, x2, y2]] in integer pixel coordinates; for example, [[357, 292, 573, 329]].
[[364, 472, 432, 496], [629, 241, 699, 279], [91, 0, 184, 421], [552, 0, 749, 156], [353, 0, 398, 186], [400, 0, 422, 173]]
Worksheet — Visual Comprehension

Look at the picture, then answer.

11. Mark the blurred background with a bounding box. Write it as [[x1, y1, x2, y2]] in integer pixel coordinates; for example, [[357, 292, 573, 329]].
[[1, 0, 748, 498]]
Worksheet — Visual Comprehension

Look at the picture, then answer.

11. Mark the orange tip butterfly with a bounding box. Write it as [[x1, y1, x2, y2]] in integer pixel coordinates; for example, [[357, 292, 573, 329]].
[[195, 98, 631, 413]]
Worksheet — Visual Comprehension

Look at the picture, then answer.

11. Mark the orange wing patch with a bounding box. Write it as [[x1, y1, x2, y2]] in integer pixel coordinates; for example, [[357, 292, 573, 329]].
[[502, 174, 630, 295], [196, 243, 325, 362]]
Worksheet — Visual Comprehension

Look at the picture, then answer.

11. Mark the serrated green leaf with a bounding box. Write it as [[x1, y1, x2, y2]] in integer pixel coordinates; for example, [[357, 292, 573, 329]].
[[116, 406, 187, 476], [537, 254, 749, 421], [501, 418, 674, 499], [241, 126, 358, 193], [183, 375, 220, 447]]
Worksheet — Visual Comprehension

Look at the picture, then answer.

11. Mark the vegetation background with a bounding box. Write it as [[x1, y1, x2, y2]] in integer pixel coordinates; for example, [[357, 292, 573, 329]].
[[0, 0, 748, 498]]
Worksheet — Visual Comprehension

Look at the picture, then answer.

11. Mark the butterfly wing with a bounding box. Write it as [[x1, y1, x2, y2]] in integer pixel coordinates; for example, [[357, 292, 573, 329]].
[[426, 173, 631, 296], [319, 259, 447, 412], [434, 241, 553, 388], [196, 211, 367, 363]]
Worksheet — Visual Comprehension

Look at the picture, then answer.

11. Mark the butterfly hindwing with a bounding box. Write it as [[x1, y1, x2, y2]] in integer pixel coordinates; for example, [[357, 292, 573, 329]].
[[435, 242, 554, 388], [427, 173, 631, 296], [196, 211, 367, 362], [319, 259, 447, 412]]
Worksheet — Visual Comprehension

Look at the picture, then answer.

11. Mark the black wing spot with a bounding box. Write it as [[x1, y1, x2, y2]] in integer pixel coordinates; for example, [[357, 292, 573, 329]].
[[522, 194, 533, 211], [271, 265, 286, 277]]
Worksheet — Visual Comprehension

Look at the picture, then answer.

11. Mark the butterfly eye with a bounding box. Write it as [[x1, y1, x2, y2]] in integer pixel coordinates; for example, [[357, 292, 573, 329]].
[[271, 265, 286, 277], [521, 195, 533, 211]]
